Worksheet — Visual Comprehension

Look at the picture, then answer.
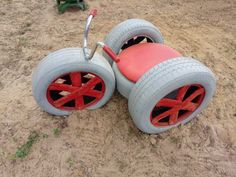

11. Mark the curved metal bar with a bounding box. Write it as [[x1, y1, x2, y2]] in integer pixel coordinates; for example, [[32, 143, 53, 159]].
[[82, 9, 107, 61], [83, 15, 93, 49], [85, 42, 105, 60], [83, 15, 93, 60]]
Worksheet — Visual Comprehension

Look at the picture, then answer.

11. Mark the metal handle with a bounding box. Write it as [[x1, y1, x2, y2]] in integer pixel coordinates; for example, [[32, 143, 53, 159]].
[[82, 9, 119, 62], [83, 9, 97, 60]]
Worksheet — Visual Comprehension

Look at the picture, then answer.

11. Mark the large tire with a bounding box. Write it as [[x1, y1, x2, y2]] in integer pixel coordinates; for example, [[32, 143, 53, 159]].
[[103, 19, 164, 65], [32, 48, 115, 116], [128, 57, 216, 134]]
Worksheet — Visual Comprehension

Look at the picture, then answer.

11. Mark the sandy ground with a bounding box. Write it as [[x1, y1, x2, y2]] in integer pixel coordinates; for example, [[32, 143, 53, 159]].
[[0, 0, 236, 176]]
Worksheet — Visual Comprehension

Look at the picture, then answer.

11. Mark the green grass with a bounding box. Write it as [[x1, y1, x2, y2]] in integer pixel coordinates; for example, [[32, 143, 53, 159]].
[[14, 131, 39, 159], [18, 37, 28, 47], [42, 133, 49, 138], [53, 128, 61, 137], [67, 157, 76, 167], [0, 148, 5, 157]]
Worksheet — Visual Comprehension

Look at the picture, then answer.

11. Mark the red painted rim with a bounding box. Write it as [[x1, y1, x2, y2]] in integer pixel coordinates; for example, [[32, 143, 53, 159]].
[[150, 84, 205, 127], [46, 72, 105, 110]]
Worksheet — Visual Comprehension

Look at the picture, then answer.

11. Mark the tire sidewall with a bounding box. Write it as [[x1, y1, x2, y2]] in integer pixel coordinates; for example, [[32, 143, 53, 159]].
[[111, 29, 163, 54], [112, 63, 134, 98]]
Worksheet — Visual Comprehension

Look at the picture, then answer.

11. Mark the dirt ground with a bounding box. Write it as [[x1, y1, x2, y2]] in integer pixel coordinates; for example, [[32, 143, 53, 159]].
[[0, 0, 236, 177]]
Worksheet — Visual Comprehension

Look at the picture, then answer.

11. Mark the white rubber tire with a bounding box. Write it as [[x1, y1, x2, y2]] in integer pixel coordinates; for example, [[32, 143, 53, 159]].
[[32, 48, 115, 116], [103, 19, 164, 65], [128, 57, 216, 134], [112, 63, 134, 98]]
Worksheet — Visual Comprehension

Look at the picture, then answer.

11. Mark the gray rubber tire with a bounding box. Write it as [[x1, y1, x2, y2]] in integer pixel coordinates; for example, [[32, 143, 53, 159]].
[[103, 19, 164, 65], [128, 57, 216, 134], [112, 63, 134, 98], [32, 48, 115, 116]]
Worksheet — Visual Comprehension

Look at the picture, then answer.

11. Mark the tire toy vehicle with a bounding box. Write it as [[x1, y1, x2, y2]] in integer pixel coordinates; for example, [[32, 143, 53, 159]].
[[32, 10, 216, 134]]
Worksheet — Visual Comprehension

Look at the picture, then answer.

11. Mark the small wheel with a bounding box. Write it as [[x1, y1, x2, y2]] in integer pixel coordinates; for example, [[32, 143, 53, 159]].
[[32, 48, 115, 116], [128, 57, 216, 134], [103, 19, 164, 65]]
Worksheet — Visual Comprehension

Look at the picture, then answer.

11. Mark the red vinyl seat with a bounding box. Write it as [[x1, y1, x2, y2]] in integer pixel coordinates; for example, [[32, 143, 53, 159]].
[[117, 43, 182, 82]]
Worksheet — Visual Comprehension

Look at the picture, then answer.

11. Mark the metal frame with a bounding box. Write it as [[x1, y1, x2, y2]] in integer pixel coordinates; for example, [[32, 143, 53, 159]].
[[82, 10, 106, 61]]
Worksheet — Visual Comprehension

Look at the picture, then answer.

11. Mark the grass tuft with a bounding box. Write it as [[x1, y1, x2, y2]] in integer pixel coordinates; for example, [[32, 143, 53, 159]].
[[18, 37, 28, 47], [14, 131, 39, 159], [53, 128, 61, 137], [42, 133, 49, 138], [67, 157, 76, 167]]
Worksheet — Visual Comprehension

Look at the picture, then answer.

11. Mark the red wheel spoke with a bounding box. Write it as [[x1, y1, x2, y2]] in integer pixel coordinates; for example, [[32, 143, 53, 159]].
[[85, 90, 102, 98], [156, 98, 181, 107], [83, 77, 101, 90], [75, 96, 84, 109], [70, 72, 82, 87], [169, 111, 179, 125], [176, 85, 190, 101], [48, 83, 77, 92], [152, 108, 176, 124], [53, 91, 77, 107], [184, 88, 205, 104], [182, 102, 198, 111]]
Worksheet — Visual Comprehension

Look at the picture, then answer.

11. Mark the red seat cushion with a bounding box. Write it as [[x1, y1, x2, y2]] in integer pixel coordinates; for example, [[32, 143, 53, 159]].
[[117, 43, 182, 82]]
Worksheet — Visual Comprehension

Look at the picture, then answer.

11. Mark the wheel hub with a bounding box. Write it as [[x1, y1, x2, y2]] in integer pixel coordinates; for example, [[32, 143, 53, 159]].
[[150, 84, 205, 127], [46, 72, 105, 110]]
